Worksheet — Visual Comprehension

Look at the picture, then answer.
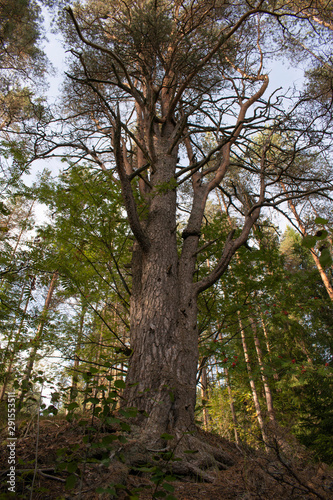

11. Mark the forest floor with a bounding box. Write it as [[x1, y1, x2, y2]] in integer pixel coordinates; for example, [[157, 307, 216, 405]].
[[0, 415, 332, 499]]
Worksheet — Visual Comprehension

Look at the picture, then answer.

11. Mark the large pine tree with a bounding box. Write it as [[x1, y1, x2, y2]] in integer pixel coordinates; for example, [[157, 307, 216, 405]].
[[31, 0, 332, 469]]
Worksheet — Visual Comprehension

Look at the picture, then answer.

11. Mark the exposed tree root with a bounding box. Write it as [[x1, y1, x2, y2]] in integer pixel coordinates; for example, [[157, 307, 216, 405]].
[[116, 425, 235, 483]]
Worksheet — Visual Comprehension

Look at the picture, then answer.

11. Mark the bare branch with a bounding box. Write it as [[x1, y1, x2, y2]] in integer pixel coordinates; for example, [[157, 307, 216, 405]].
[[113, 108, 150, 253]]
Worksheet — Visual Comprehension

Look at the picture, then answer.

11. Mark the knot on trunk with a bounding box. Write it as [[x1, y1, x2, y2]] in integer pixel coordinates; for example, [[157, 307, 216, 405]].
[[182, 230, 201, 239]]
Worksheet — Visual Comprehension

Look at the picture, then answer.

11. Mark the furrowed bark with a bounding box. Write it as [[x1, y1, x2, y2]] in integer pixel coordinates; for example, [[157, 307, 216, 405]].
[[124, 122, 199, 442]]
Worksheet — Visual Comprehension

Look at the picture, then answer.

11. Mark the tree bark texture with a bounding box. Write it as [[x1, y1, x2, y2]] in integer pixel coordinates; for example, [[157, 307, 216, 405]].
[[65, 4, 277, 445], [124, 127, 200, 441]]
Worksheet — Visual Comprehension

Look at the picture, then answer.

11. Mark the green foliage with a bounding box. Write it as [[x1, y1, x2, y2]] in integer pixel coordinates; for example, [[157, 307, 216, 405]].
[[47, 376, 182, 498], [195, 218, 333, 462], [272, 362, 333, 463], [301, 218, 333, 268], [0, 0, 48, 136], [1, 5, 333, 499], [305, 64, 333, 106]]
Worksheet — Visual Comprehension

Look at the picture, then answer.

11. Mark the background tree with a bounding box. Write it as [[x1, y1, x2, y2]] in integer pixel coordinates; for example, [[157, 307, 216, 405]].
[[197, 219, 332, 463], [0, 0, 47, 126]]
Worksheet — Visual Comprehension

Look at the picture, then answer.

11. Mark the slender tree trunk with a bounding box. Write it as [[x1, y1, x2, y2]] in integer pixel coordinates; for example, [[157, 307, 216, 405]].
[[0, 200, 35, 288], [296, 338, 313, 364], [217, 330, 240, 444], [0, 277, 35, 400], [0, 207, 35, 397], [10, 201, 35, 259], [216, 190, 268, 446], [248, 316, 275, 424], [17, 271, 58, 411], [308, 251, 333, 301], [259, 311, 279, 382], [238, 312, 269, 451], [200, 367, 209, 430], [224, 366, 240, 445], [70, 304, 86, 403], [93, 319, 104, 402], [282, 183, 333, 301], [214, 354, 222, 388]]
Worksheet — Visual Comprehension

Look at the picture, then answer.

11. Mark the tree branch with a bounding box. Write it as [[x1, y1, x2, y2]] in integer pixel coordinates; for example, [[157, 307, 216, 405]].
[[167, 3, 265, 118], [65, 7, 144, 106], [114, 108, 150, 253], [194, 206, 261, 294]]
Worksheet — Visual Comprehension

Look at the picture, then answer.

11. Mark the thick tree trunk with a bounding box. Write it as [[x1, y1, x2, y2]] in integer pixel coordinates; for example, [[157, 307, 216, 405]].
[[123, 128, 199, 443], [124, 217, 198, 444]]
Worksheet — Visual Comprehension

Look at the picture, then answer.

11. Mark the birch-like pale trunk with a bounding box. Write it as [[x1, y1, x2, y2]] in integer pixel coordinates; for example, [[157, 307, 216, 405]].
[[238, 312, 269, 451], [0, 277, 35, 400], [200, 367, 209, 430], [248, 316, 275, 424], [17, 271, 58, 410]]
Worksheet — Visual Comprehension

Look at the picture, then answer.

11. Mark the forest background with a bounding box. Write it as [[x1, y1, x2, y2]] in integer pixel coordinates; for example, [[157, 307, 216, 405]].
[[0, 0, 333, 497]]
